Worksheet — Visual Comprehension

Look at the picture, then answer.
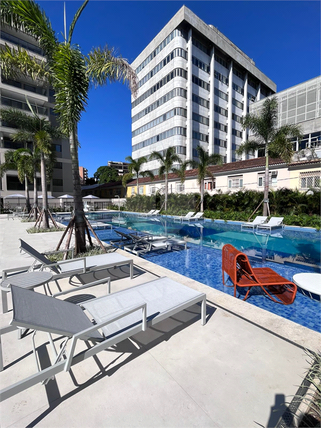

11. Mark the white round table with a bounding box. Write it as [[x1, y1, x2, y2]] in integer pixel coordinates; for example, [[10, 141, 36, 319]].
[[293, 273, 321, 300]]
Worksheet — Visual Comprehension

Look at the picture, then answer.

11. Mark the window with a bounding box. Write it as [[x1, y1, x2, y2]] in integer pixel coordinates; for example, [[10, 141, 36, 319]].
[[205, 180, 215, 191], [228, 176, 243, 189], [54, 144, 62, 153], [258, 171, 278, 187], [300, 171, 321, 189], [139, 187, 144, 195], [150, 186, 156, 195], [52, 179, 63, 187], [176, 183, 185, 192], [54, 162, 63, 169], [131, 187, 135, 195], [192, 75, 210, 91]]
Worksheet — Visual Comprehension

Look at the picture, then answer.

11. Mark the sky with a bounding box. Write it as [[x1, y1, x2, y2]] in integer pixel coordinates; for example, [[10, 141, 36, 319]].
[[37, 0, 321, 177]]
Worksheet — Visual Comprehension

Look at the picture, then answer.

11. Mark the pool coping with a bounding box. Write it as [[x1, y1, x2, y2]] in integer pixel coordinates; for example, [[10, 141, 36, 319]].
[[117, 248, 321, 352]]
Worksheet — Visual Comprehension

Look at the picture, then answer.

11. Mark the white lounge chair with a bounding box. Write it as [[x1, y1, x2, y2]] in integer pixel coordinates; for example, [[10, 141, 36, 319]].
[[256, 217, 284, 232], [241, 216, 268, 231], [0, 278, 206, 402], [187, 212, 204, 222], [174, 212, 195, 222]]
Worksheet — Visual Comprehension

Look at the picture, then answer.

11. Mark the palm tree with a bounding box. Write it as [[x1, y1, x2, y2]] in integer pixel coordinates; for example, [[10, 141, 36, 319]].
[[1, 108, 59, 228], [237, 97, 302, 216], [0, 149, 33, 211], [123, 156, 148, 195], [0, 0, 137, 252], [194, 146, 222, 212], [172, 160, 194, 192], [149, 147, 182, 211]]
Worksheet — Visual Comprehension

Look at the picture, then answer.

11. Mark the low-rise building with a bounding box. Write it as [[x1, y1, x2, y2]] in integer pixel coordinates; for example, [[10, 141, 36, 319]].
[[126, 157, 321, 197]]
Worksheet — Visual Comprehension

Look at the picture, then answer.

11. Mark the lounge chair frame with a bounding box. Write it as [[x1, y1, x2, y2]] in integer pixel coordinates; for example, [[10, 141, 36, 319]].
[[256, 217, 284, 232], [222, 244, 297, 305], [0, 277, 206, 402]]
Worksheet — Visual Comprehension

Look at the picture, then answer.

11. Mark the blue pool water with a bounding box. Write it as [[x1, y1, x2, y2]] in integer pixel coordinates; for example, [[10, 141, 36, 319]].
[[88, 212, 321, 332]]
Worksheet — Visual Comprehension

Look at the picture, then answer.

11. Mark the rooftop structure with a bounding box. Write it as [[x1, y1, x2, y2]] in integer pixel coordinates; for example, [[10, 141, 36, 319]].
[[131, 6, 276, 174], [250, 76, 321, 160]]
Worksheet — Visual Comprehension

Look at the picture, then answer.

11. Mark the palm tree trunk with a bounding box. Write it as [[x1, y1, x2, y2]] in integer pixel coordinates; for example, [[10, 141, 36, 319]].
[[263, 147, 269, 217], [24, 176, 31, 212], [33, 172, 38, 220], [164, 173, 168, 211], [200, 179, 204, 212], [70, 128, 86, 254], [136, 175, 139, 195], [40, 153, 49, 228]]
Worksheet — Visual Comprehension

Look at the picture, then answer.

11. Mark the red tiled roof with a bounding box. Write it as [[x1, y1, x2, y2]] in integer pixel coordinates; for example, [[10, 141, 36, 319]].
[[126, 157, 320, 186]]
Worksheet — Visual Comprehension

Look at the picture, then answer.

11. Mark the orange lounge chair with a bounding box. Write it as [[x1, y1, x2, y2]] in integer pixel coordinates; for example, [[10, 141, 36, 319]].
[[222, 244, 297, 305]]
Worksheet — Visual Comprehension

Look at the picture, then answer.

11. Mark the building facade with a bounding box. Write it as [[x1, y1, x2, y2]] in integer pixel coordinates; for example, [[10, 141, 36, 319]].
[[79, 166, 88, 185], [0, 24, 73, 206], [131, 6, 276, 175], [250, 76, 321, 161], [107, 161, 129, 176], [126, 157, 321, 197]]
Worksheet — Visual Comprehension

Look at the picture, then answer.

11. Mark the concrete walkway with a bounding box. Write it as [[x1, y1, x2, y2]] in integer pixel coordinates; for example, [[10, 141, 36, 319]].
[[0, 216, 319, 428]]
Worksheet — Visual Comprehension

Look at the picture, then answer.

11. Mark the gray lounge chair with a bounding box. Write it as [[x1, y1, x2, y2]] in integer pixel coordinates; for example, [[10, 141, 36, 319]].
[[0, 278, 206, 402], [19, 239, 133, 280], [241, 216, 268, 231], [124, 234, 186, 255]]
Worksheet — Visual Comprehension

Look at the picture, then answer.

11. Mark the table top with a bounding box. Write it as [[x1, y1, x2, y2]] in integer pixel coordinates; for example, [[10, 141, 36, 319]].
[[1, 271, 53, 289], [293, 273, 321, 296]]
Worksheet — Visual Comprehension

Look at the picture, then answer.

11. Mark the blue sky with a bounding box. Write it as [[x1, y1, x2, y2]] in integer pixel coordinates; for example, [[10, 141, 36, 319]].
[[38, 0, 320, 177]]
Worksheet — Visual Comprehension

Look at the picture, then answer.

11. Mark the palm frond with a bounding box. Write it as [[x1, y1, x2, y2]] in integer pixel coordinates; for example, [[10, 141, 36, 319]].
[[68, 0, 89, 44], [1, 0, 57, 57], [53, 43, 89, 136], [86, 46, 138, 97], [0, 45, 50, 82], [236, 140, 262, 156]]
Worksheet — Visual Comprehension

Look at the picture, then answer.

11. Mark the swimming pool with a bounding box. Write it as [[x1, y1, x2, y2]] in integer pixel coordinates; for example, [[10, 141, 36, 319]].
[[88, 212, 321, 332]]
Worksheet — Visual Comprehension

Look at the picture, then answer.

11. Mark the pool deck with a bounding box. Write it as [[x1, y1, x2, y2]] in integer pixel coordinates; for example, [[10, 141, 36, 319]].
[[0, 215, 320, 428]]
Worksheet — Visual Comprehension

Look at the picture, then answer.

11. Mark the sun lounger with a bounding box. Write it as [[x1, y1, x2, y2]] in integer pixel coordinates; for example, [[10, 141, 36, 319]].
[[256, 217, 284, 232], [0, 278, 206, 402], [186, 212, 204, 222], [241, 216, 268, 231], [19, 239, 133, 280], [222, 244, 297, 304], [173, 212, 195, 222]]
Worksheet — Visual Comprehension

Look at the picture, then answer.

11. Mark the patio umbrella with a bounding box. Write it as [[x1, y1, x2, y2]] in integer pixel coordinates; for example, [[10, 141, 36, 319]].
[[58, 194, 74, 199], [38, 195, 56, 199], [4, 194, 26, 205], [83, 195, 100, 199]]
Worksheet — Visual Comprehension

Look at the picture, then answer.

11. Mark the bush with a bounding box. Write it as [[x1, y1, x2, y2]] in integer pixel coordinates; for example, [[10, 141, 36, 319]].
[[123, 189, 320, 228]]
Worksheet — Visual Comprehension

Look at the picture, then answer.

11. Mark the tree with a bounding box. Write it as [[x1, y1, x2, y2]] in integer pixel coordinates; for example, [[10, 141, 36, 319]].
[[0, 149, 33, 211], [237, 97, 302, 216], [172, 160, 194, 191], [94, 166, 119, 184], [194, 146, 222, 212], [1, 108, 59, 228], [0, 0, 137, 252], [123, 156, 148, 196], [149, 147, 182, 211]]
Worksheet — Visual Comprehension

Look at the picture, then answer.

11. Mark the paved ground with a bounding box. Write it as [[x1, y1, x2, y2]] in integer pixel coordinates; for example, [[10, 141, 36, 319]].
[[0, 215, 320, 428]]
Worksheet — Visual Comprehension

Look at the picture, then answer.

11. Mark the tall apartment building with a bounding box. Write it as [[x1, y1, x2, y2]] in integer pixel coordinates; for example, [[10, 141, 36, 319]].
[[250, 76, 321, 158], [79, 166, 88, 185], [0, 24, 73, 205], [108, 161, 129, 176], [131, 6, 276, 174]]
